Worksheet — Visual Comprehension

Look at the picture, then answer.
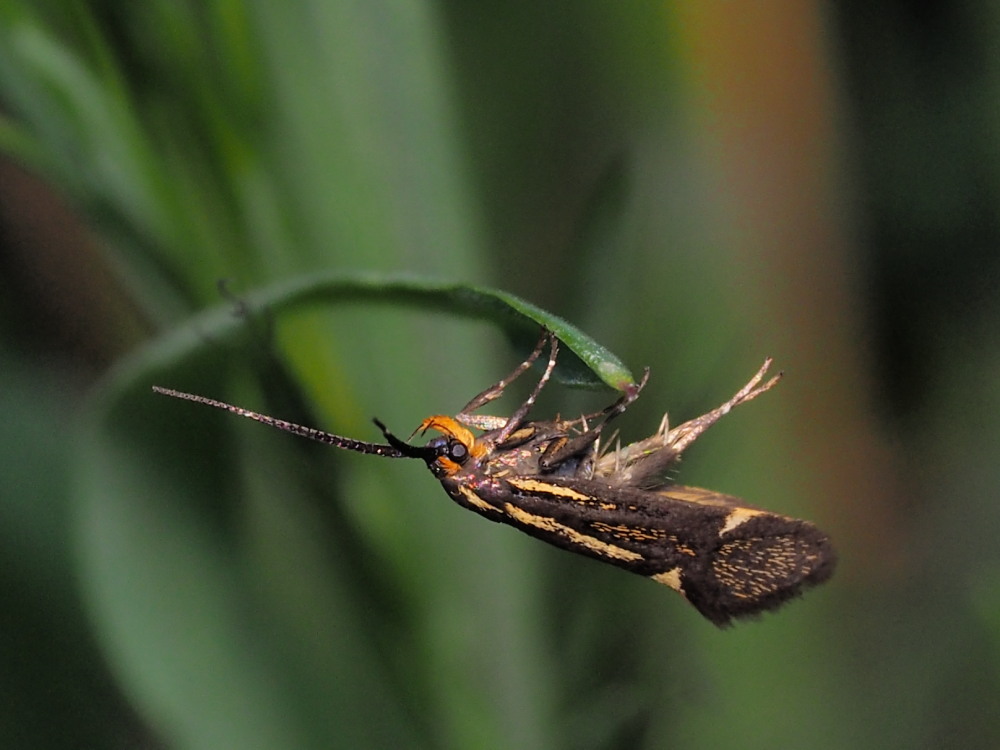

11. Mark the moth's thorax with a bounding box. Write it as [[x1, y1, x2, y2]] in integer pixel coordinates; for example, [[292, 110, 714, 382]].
[[471, 419, 596, 479]]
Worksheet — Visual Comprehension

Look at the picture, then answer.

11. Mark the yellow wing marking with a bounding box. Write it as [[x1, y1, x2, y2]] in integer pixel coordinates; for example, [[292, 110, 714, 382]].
[[719, 507, 766, 535], [503, 504, 643, 562], [456, 485, 498, 514], [507, 478, 593, 503], [651, 568, 684, 592]]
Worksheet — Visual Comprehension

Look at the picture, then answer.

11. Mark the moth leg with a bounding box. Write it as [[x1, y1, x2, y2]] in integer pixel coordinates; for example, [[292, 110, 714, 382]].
[[663, 358, 782, 456], [582, 366, 651, 425], [491, 333, 560, 446], [539, 368, 650, 470], [456, 329, 554, 428], [458, 414, 510, 431]]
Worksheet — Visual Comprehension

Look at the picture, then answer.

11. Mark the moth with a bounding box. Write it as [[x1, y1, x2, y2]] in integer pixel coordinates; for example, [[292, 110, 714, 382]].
[[154, 331, 835, 625]]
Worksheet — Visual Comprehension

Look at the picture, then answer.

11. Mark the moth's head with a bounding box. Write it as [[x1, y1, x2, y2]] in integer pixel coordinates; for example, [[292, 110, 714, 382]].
[[373, 415, 486, 478]]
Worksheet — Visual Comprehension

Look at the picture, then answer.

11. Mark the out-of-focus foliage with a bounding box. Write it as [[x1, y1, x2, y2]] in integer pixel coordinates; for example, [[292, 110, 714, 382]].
[[1, 1, 999, 748]]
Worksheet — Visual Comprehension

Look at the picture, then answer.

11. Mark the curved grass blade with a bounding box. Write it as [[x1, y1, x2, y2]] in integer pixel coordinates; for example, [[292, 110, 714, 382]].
[[238, 273, 636, 391]]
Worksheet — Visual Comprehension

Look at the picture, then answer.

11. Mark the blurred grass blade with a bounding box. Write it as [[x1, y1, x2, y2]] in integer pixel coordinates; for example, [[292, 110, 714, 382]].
[[241, 273, 636, 391], [76, 326, 429, 749]]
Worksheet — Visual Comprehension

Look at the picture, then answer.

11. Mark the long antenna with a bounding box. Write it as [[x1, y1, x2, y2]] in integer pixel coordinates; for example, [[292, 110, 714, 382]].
[[152, 386, 409, 458]]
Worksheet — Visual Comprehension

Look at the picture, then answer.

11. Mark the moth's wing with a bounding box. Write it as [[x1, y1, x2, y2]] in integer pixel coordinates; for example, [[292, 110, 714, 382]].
[[466, 476, 835, 627], [654, 486, 836, 625], [652, 485, 759, 510]]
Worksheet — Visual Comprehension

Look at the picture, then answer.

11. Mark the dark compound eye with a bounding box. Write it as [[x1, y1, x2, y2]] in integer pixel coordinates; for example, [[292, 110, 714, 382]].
[[447, 440, 469, 463]]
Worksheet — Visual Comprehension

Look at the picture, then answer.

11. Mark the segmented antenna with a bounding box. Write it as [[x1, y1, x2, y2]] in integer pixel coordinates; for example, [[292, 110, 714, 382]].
[[151, 386, 407, 458]]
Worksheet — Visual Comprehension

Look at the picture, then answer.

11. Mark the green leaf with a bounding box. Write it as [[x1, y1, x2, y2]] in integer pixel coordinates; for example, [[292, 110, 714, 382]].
[[174, 273, 638, 392]]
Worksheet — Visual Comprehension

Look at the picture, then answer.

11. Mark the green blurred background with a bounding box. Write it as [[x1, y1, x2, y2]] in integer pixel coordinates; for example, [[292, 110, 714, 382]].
[[2, 2, 999, 748]]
